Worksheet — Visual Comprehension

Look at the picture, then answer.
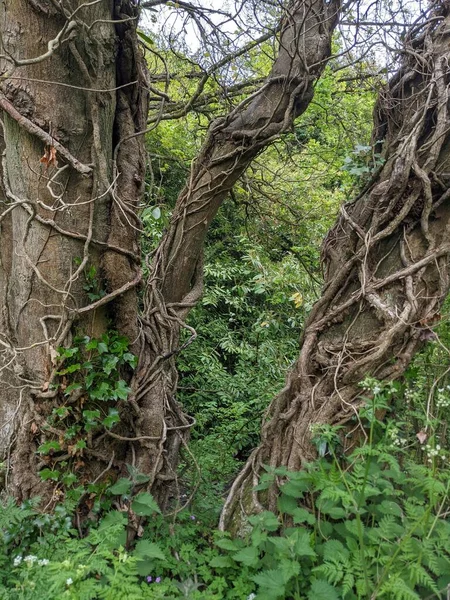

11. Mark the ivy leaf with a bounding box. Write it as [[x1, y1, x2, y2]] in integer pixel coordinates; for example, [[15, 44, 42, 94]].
[[102, 409, 120, 429], [58, 363, 81, 375], [112, 380, 131, 400], [64, 382, 82, 396], [97, 342, 108, 354], [102, 355, 119, 375], [90, 381, 112, 400], [85, 339, 98, 351], [123, 352, 138, 368]]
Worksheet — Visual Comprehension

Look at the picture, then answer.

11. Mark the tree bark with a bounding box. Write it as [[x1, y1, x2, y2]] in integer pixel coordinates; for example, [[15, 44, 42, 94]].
[[220, 4, 450, 532], [134, 0, 341, 508], [0, 0, 147, 502]]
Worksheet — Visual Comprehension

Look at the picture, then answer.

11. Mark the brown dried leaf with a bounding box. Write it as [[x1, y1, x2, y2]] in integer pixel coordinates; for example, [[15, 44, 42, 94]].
[[417, 430, 427, 444], [40, 145, 58, 172]]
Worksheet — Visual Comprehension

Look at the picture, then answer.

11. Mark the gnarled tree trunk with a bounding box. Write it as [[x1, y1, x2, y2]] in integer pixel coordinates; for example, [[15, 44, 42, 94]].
[[0, 0, 147, 502], [0, 0, 341, 509], [135, 0, 341, 508], [220, 4, 450, 531]]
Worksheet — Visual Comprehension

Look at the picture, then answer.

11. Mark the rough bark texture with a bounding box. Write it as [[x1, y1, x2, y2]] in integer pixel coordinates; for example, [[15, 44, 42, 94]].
[[220, 4, 450, 531], [135, 0, 341, 508], [0, 0, 147, 502], [0, 0, 341, 511]]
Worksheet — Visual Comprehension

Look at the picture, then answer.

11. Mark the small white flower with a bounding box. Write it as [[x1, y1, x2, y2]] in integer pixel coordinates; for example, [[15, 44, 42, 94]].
[[436, 445, 441, 451], [13, 556, 22, 566], [24, 555, 37, 564], [38, 559, 49, 566], [247, 594, 257, 600], [66, 578, 73, 586]]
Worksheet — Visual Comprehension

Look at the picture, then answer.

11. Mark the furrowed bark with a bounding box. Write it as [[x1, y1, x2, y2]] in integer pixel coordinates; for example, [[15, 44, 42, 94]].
[[135, 0, 341, 509], [220, 4, 450, 532]]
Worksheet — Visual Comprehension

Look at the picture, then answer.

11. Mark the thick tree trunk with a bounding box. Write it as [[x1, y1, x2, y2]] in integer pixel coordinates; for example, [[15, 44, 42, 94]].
[[220, 4, 450, 531], [0, 0, 147, 502], [135, 0, 341, 508], [0, 0, 341, 509]]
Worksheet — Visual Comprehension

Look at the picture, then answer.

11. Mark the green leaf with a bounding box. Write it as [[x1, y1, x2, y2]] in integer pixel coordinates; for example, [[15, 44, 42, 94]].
[[290, 530, 316, 558], [62, 473, 78, 486], [292, 507, 316, 525], [215, 537, 239, 552], [102, 355, 119, 375], [39, 468, 60, 481], [58, 363, 81, 375], [102, 408, 120, 429], [123, 352, 138, 368], [252, 569, 286, 599], [152, 207, 161, 220], [280, 480, 308, 498], [307, 579, 340, 600], [64, 382, 82, 396], [322, 539, 349, 562], [90, 381, 112, 400], [209, 555, 234, 568], [97, 342, 108, 354], [137, 29, 154, 45], [113, 379, 131, 400], [37, 440, 61, 454], [57, 346, 79, 358], [248, 511, 280, 532], [108, 478, 133, 496], [232, 546, 259, 567], [132, 492, 161, 516], [85, 339, 98, 350], [277, 493, 298, 514], [134, 539, 166, 561]]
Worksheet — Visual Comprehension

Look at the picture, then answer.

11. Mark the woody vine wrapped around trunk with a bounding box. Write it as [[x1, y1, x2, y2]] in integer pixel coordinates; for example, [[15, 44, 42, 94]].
[[221, 3, 450, 531]]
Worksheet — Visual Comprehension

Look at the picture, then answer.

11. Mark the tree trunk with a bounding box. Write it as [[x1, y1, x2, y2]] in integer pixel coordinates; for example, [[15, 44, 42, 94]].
[[0, 0, 147, 502], [220, 4, 450, 531], [135, 0, 341, 508], [0, 0, 341, 509]]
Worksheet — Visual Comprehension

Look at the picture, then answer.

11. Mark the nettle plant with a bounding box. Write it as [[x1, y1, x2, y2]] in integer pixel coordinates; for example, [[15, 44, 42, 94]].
[[210, 384, 450, 600], [37, 331, 137, 487]]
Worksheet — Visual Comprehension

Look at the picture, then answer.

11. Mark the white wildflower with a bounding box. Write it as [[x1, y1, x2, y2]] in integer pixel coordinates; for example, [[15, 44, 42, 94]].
[[13, 556, 22, 567], [38, 559, 49, 566], [24, 555, 37, 564], [66, 578, 73, 586]]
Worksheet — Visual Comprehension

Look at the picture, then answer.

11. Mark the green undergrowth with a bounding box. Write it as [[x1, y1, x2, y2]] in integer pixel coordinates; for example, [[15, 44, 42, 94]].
[[2, 380, 450, 600]]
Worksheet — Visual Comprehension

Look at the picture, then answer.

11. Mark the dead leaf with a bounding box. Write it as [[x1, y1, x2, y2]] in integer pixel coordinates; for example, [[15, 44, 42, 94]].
[[30, 422, 39, 434], [417, 430, 427, 444], [40, 145, 58, 172]]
